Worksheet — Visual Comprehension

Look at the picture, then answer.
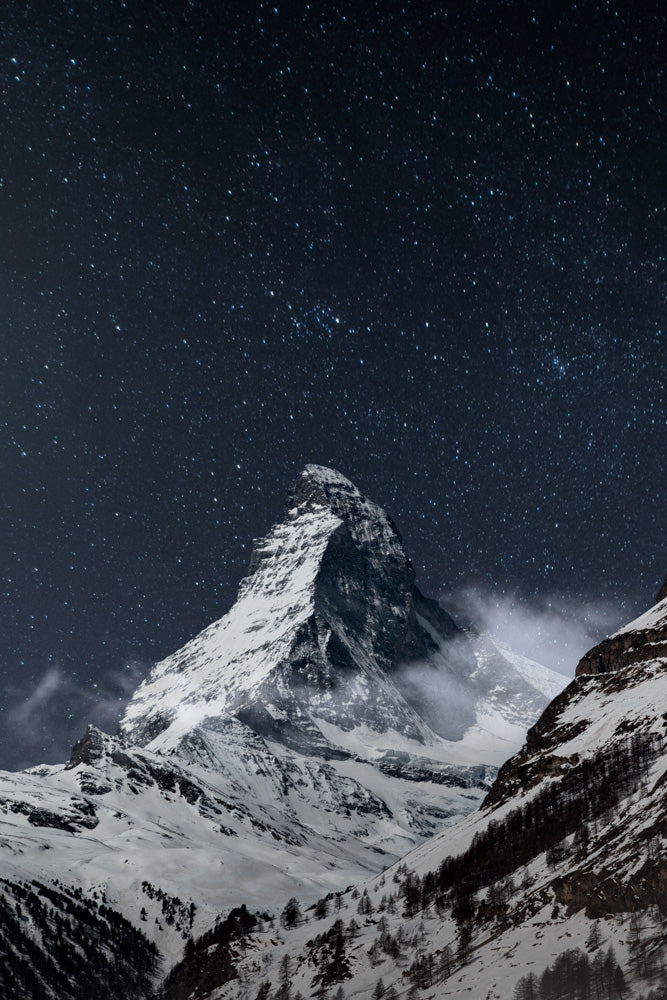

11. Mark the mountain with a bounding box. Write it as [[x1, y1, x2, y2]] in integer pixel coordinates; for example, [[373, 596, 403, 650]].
[[119, 465, 560, 763], [0, 465, 564, 996], [179, 579, 666, 1000]]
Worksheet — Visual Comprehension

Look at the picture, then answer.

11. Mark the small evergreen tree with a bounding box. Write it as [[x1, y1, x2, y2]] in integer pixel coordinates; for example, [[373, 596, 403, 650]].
[[281, 898, 302, 929]]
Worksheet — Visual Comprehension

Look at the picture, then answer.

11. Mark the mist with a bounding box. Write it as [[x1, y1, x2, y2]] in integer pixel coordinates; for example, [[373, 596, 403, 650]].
[[1, 660, 147, 772], [441, 586, 627, 677]]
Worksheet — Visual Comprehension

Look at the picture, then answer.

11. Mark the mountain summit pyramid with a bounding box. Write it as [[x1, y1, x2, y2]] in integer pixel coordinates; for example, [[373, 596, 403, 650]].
[[120, 464, 561, 761]]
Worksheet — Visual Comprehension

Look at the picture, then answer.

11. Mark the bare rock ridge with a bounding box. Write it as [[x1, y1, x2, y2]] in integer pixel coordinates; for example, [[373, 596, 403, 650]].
[[575, 581, 667, 677]]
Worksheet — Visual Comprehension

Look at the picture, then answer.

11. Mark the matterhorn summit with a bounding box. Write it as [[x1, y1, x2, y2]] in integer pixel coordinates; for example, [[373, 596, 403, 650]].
[[120, 463, 442, 753], [120, 465, 560, 764]]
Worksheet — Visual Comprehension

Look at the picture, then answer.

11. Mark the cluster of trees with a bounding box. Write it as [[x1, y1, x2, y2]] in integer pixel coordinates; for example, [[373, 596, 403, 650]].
[[0, 878, 159, 1000], [625, 909, 667, 987], [281, 898, 302, 929], [408, 730, 663, 924], [254, 975, 346, 1000], [513, 945, 627, 999], [371, 978, 396, 1000], [308, 918, 352, 989], [356, 889, 375, 917], [161, 905, 261, 1000], [367, 915, 408, 965], [311, 892, 345, 921], [141, 881, 196, 936]]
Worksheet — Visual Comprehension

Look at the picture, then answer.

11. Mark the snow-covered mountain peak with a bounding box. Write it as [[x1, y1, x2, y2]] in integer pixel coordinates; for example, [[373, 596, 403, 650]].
[[285, 464, 413, 600], [118, 468, 422, 752], [286, 464, 380, 519], [0, 466, 577, 997], [118, 467, 559, 766], [287, 464, 363, 509]]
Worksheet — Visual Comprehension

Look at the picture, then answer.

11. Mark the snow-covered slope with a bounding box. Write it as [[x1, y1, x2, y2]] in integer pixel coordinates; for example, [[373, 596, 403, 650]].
[[0, 465, 564, 993], [168, 580, 667, 1000]]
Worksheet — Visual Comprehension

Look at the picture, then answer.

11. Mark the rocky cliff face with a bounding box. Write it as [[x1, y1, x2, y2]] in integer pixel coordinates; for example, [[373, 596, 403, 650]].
[[575, 584, 667, 677]]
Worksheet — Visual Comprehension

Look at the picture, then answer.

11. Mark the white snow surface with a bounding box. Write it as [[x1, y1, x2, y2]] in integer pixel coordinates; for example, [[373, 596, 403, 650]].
[[121, 502, 344, 748], [611, 593, 667, 636], [492, 639, 570, 698]]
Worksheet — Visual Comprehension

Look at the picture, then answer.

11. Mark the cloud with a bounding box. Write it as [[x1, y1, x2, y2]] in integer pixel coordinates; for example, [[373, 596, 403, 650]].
[[8, 667, 63, 727], [440, 586, 626, 677], [1, 660, 148, 771]]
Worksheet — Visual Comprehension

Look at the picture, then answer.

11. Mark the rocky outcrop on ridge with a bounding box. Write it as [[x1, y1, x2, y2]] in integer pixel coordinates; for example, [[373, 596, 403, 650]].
[[575, 580, 667, 677]]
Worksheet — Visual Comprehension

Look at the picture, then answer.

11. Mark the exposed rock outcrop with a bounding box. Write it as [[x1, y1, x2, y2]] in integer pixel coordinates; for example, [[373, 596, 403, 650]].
[[575, 580, 667, 676]]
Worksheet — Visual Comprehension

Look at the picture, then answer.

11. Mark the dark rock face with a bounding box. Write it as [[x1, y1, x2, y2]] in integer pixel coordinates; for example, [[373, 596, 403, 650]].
[[575, 587, 667, 678], [286, 466, 429, 678], [575, 628, 667, 676], [66, 724, 107, 769], [235, 698, 352, 759], [314, 520, 413, 673], [286, 466, 463, 680], [285, 470, 479, 739], [8, 797, 98, 832], [553, 850, 667, 919]]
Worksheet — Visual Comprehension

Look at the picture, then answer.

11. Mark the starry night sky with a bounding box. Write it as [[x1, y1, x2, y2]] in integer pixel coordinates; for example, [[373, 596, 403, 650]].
[[1, 1, 664, 769]]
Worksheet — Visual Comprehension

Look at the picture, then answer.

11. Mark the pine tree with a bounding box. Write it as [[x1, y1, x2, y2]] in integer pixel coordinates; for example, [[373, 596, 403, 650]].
[[279, 953, 292, 984], [586, 921, 601, 951], [281, 898, 302, 929], [438, 944, 452, 979]]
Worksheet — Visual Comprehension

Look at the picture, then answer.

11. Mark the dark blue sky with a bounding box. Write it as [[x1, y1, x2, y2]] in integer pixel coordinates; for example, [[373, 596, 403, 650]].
[[1, 1, 664, 769]]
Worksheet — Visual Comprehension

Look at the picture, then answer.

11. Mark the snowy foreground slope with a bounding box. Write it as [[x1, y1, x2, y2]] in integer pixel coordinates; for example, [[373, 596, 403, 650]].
[[0, 467, 563, 996], [164, 581, 667, 1000]]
